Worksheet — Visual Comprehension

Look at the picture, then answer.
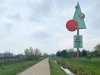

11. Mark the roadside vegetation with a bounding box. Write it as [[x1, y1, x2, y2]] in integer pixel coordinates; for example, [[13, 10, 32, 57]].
[[53, 44, 100, 75], [0, 60, 40, 75], [55, 57, 100, 75], [0, 46, 45, 75], [49, 58, 66, 75]]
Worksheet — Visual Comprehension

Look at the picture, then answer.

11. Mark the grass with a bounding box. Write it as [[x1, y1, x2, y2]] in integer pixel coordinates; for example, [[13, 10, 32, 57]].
[[0, 60, 40, 75], [55, 57, 100, 75], [49, 58, 66, 75]]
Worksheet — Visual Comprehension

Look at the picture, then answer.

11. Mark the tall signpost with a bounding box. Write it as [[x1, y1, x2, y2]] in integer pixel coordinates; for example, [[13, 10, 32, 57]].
[[66, 2, 86, 75]]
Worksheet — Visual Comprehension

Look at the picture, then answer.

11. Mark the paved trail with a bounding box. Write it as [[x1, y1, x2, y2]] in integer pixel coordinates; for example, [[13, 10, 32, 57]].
[[18, 58, 50, 75]]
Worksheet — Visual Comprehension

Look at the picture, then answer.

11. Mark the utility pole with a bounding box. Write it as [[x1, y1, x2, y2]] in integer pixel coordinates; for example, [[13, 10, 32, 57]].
[[77, 29, 80, 75], [73, 3, 86, 75]]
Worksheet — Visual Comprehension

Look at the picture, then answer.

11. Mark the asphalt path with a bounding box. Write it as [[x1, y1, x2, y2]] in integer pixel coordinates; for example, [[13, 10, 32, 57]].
[[18, 58, 50, 75]]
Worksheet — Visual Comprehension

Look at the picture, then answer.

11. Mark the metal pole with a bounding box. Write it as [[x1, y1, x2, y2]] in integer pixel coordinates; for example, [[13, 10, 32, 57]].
[[77, 28, 80, 75]]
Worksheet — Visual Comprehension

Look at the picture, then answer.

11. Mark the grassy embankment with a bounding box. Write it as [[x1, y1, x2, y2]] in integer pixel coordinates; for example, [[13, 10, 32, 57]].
[[49, 58, 66, 75], [55, 57, 100, 75], [0, 60, 40, 75]]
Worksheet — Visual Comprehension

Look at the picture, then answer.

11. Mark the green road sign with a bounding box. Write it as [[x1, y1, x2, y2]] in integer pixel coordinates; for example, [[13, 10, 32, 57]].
[[74, 35, 83, 48], [73, 2, 86, 29]]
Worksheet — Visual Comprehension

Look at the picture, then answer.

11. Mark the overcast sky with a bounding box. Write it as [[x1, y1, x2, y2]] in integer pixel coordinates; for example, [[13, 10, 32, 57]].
[[0, 0, 100, 54]]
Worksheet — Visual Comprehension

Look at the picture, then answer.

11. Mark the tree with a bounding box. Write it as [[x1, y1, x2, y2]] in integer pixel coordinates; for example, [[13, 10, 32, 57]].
[[61, 50, 67, 58], [94, 44, 100, 56], [56, 51, 61, 57], [67, 49, 76, 57], [82, 49, 87, 57], [34, 48, 41, 58], [56, 50, 67, 58], [24, 47, 34, 60], [43, 53, 49, 57]]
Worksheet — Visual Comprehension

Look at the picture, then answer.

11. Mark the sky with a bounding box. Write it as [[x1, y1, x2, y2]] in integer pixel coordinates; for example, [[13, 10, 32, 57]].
[[0, 0, 100, 54]]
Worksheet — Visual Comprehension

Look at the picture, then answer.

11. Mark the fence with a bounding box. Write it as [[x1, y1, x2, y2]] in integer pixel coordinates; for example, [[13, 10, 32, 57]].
[[0, 57, 26, 65]]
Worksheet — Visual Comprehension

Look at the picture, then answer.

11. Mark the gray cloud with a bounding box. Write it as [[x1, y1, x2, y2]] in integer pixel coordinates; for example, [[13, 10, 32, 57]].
[[32, 31, 50, 38]]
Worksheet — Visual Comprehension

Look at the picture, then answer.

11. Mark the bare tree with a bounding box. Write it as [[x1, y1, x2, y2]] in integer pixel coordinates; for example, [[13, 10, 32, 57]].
[[94, 44, 100, 56], [24, 47, 34, 60], [24, 47, 41, 60], [34, 48, 41, 58]]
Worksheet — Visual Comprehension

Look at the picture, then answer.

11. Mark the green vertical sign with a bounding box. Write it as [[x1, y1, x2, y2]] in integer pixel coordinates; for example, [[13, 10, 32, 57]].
[[74, 35, 83, 48]]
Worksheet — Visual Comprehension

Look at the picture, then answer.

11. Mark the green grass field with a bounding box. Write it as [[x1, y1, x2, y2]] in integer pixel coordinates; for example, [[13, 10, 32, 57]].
[[49, 58, 66, 75], [0, 60, 40, 75], [55, 57, 100, 75]]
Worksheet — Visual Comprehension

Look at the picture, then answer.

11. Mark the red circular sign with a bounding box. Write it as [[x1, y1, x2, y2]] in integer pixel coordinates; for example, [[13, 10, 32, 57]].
[[66, 20, 78, 31]]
